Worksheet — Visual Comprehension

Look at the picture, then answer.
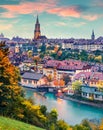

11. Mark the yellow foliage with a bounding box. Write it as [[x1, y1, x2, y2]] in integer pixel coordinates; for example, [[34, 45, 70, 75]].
[[17, 114, 24, 119], [95, 55, 102, 62]]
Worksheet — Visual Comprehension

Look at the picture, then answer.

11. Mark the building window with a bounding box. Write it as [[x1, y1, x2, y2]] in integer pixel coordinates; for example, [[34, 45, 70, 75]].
[[34, 81, 36, 84], [23, 79, 27, 83], [95, 94, 99, 98], [89, 93, 93, 97], [28, 80, 32, 84], [83, 92, 87, 96]]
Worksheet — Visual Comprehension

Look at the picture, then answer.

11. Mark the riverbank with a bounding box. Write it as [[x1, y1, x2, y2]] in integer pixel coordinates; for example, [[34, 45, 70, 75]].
[[59, 95, 103, 109], [37, 92, 47, 98], [22, 86, 103, 109]]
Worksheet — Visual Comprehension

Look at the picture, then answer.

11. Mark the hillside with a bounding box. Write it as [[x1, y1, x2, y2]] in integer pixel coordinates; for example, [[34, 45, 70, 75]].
[[0, 116, 44, 130]]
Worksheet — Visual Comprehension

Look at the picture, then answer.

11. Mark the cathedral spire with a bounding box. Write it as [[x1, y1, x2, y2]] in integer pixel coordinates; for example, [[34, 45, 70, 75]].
[[36, 15, 39, 24], [91, 29, 95, 41], [34, 15, 41, 40]]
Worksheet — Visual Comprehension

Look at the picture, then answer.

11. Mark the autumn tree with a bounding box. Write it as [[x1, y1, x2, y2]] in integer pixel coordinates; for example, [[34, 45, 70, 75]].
[[0, 42, 23, 115], [33, 55, 41, 71], [99, 119, 103, 130]]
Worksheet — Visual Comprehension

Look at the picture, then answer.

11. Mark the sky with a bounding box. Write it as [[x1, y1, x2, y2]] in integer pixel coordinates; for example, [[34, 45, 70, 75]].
[[0, 0, 103, 39]]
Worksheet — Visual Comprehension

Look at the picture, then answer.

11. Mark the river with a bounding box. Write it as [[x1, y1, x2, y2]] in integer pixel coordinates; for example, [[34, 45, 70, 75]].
[[25, 88, 103, 125]]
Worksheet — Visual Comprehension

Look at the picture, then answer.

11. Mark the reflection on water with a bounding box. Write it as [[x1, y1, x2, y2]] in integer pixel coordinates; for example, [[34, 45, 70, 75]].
[[25, 88, 103, 125]]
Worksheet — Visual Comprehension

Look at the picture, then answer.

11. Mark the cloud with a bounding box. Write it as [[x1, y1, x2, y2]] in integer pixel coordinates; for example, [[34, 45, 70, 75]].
[[55, 22, 67, 26], [0, 23, 12, 30], [47, 6, 81, 18], [73, 22, 86, 27], [82, 14, 99, 21], [0, 0, 102, 22], [0, 0, 57, 18]]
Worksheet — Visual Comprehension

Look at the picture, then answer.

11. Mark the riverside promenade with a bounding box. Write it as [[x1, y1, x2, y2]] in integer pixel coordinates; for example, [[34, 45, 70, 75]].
[[60, 95, 103, 109]]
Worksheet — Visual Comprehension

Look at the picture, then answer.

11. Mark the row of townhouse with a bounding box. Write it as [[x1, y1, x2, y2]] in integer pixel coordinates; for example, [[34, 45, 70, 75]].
[[73, 71, 103, 87], [69, 71, 103, 101], [67, 85, 103, 101], [62, 42, 103, 51], [43, 59, 91, 80], [82, 85, 103, 101]]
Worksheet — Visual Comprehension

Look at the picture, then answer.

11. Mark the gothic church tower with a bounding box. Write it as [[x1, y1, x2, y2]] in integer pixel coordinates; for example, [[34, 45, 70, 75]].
[[91, 30, 95, 41], [34, 15, 41, 40]]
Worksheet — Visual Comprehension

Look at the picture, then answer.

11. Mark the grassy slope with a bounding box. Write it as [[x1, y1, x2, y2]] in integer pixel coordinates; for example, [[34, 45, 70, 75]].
[[0, 116, 44, 130]]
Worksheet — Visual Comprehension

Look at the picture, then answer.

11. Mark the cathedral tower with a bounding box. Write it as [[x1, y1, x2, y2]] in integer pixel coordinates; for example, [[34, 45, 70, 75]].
[[91, 30, 95, 41], [34, 15, 41, 39]]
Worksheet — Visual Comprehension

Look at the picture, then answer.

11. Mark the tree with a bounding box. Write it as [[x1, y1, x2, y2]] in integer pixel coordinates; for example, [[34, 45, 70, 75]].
[[47, 74, 53, 86], [79, 50, 88, 61], [0, 42, 23, 115], [40, 44, 46, 52], [27, 50, 33, 58], [57, 120, 70, 130], [63, 74, 71, 85], [94, 55, 102, 63], [33, 56, 41, 71], [81, 119, 91, 130], [99, 119, 103, 130], [72, 81, 82, 95], [40, 105, 47, 115], [73, 125, 90, 130], [59, 79, 65, 87], [88, 54, 95, 62], [48, 109, 58, 124]]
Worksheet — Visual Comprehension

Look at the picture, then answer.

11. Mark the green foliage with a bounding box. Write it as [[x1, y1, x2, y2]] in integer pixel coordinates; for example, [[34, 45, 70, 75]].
[[40, 44, 46, 52], [49, 109, 58, 123], [72, 81, 82, 94], [81, 119, 91, 130], [40, 105, 47, 115], [56, 120, 70, 130], [49, 123, 56, 130], [79, 50, 88, 61], [73, 124, 90, 130]]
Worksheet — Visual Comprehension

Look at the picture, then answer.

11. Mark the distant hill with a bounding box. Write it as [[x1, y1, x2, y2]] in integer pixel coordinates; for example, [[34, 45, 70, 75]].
[[0, 116, 44, 130]]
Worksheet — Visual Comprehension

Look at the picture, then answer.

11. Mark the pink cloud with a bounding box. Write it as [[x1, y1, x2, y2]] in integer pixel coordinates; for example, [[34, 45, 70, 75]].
[[0, 0, 101, 22], [82, 15, 99, 21], [47, 7, 81, 17], [0, 0, 57, 18]]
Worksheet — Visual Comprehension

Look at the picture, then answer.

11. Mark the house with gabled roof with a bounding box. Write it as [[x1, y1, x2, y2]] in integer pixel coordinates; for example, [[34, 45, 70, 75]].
[[43, 59, 91, 81], [21, 72, 47, 88], [74, 72, 103, 88], [82, 85, 103, 101]]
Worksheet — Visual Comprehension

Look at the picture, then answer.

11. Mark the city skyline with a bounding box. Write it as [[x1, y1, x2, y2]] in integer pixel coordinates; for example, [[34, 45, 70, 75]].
[[0, 0, 103, 39]]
